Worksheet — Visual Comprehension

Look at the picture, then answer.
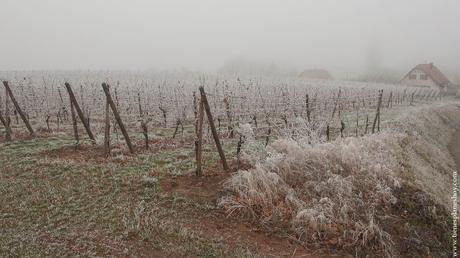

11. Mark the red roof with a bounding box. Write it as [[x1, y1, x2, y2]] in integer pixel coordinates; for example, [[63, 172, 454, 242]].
[[407, 63, 451, 87]]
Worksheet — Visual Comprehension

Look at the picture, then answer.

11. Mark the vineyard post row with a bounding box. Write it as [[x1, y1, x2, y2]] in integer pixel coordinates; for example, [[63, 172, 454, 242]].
[[0, 80, 447, 177]]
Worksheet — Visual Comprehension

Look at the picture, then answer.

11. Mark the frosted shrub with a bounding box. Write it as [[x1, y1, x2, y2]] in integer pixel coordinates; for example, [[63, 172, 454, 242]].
[[221, 131, 401, 255], [221, 166, 297, 220], [220, 102, 460, 257]]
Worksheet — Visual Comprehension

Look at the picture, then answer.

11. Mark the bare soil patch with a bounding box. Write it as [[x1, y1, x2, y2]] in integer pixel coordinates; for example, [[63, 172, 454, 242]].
[[158, 159, 345, 257], [159, 159, 252, 202], [160, 172, 229, 202]]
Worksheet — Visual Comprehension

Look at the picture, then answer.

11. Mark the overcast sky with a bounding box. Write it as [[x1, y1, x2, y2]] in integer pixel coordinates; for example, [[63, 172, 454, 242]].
[[1, 0, 459, 73]]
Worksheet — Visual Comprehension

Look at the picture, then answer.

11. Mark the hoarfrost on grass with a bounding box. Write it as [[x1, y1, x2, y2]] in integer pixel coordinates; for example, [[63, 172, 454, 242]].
[[220, 102, 460, 257]]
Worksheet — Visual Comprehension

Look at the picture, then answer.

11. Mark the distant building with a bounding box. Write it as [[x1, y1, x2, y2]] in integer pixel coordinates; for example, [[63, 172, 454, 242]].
[[400, 63, 451, 90], [299, 69, 333, 80]]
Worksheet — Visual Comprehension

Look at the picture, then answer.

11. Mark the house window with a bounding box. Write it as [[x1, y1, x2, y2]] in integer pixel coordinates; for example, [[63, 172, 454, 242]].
[[420, 74, 428, 80], [409, 74, 416, 80]]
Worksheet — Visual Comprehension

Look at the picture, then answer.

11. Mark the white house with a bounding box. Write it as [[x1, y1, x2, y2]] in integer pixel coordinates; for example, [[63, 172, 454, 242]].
[[400, 63, 451, 90]]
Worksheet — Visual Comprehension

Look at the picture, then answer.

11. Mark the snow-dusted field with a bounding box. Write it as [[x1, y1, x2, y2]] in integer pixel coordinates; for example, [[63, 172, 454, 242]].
[[0, 71, 443, 142], [0, 71, 457, 257]]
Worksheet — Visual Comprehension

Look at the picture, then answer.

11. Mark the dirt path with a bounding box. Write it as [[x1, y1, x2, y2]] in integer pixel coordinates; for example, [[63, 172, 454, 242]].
[[449, 129, 460, 170]]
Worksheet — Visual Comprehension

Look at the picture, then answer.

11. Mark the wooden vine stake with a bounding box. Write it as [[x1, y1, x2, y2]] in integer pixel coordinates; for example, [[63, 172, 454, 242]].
[[387, 91, 393, 108], [70, 101, 80, 148], [331, 89, 341, 119], [174, 119, 184, 139], [4, 86, 12, 141], [0, 112, 12, 141], [1, 87, 12, 141], [236, 135, 245, 170], [195, 96, 205, 176], [196, 86, 229, 173], [340, 121, 345, 138], [410, 91, 415, 105], [3, 81, 35, 137], [101, 83, 134, 154], [0, 111, 7, 127], [355, 101, 359, 137], [364, 115, 369, 134], [305, 93, 311, 123], [104, 100, 111, 157], [372, 90, 383, 134], [223, 96, 234, 138], [141, 120, 149, 150], [193, 91, 198, 133], [64, 82, 95, 142]]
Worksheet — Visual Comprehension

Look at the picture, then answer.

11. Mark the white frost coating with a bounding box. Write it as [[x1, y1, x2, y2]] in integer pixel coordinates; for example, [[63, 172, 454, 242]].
[[220, 101, 460, 257], [389, 102, 460, 209]]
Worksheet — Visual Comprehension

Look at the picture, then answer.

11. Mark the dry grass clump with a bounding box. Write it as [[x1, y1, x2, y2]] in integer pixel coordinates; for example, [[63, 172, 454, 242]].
[[220, 102, 460, 257], [221, 132, 402, 256]]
